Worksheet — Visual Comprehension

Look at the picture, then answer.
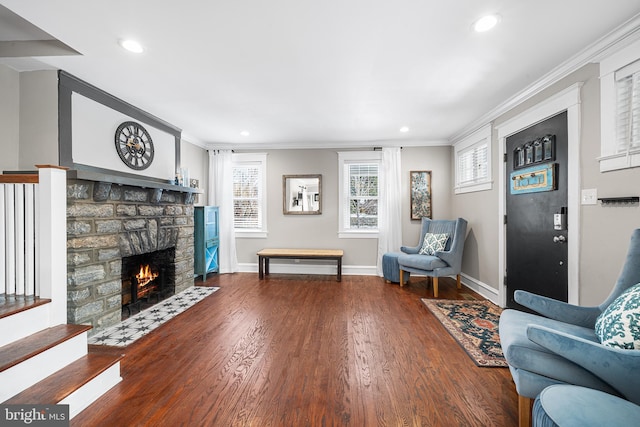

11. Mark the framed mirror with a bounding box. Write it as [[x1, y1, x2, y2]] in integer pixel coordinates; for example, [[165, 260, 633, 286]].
[[283, 174, 322, 215]]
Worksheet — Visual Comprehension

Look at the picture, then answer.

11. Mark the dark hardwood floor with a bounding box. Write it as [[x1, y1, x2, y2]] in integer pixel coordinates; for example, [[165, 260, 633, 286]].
[[74, 273, 518, 426]]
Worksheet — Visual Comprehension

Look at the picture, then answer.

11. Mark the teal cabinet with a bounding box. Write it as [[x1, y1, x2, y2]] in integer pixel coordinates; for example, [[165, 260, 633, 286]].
[[194, 206, 219, 279]]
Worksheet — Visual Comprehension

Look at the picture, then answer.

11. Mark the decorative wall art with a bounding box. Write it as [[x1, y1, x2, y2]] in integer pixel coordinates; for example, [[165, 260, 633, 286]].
[[283, 174, 322, 215], [410, 171, 432, 220], [513, 134, 555, 169], [510, 163, 557, 195]]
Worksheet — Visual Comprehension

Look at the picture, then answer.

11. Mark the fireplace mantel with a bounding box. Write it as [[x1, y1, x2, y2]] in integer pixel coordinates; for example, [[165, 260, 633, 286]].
[[67, 169, 203, 194]]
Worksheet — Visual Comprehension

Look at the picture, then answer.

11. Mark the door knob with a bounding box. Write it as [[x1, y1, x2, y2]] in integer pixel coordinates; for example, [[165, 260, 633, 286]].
[[553, 235, 566, 243]]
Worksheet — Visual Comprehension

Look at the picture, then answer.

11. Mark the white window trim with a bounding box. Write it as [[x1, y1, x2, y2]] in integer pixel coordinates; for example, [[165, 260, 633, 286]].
[[232, 152, 268, 238], [453, 124, 493, 194], [599, 38, 640, 172], [338, 151, 381, 239]]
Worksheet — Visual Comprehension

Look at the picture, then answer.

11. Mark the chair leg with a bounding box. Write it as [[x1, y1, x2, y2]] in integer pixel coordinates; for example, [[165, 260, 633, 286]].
[[518, 395, 532, 427], [456, 274, 461, 289], [399, 270, 404, 287], [433, 277, 438, 298]]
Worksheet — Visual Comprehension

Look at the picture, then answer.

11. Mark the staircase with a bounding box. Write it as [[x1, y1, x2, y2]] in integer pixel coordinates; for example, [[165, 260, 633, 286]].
[[0, 166, 122, 419]]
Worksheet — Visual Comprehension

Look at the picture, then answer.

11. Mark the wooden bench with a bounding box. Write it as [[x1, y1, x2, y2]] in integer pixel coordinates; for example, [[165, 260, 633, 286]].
[[257, 249, 344, 282]]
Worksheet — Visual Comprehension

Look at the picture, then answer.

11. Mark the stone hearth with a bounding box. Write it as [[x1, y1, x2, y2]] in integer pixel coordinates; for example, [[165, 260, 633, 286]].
[[66, 179, 195, 335]]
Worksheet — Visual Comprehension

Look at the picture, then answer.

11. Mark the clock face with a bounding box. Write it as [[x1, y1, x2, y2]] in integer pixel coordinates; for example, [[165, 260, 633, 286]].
[[115, 121, 155, 170]]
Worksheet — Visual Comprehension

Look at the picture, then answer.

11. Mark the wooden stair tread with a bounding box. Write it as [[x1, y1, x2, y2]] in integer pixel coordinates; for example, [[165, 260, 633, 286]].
[[0, 324, 92, 373], [0, 297, 51, 320], [3, 352, 123, 404]]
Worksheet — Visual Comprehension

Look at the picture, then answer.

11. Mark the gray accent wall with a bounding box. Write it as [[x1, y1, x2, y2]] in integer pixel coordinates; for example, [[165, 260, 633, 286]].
[[234, 146, 453, 270], [453, 63, 640, 306]]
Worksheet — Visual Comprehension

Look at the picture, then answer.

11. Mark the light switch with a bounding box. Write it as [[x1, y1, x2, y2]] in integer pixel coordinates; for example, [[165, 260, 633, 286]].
[[581, 188, 598, 205]]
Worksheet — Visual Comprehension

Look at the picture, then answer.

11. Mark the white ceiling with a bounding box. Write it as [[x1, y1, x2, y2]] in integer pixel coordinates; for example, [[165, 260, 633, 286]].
[[1, 1, 640, 149]]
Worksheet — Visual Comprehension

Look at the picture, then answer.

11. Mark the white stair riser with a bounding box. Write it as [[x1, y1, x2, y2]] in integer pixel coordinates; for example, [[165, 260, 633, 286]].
[[0, 305, 51, 348], [0, 333, 88, 402], [60, 362, 122, 419]]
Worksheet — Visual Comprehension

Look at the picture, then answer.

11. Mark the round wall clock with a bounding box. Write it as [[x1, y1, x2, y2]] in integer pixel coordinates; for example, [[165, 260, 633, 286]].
[[115, 121, 154, 170]]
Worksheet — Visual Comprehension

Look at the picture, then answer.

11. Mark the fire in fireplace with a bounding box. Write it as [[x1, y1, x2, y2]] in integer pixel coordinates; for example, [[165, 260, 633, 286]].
[[134, 263, 160, 300], [121, 248, 176, 318]]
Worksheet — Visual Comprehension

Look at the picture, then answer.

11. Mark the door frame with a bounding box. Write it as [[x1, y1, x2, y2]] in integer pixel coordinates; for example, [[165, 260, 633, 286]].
[[496, 83, 582, 307]]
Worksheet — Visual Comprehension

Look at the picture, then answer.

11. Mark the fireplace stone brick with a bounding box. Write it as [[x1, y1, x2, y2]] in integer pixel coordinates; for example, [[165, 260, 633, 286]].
[[67, 178, 195, 335]]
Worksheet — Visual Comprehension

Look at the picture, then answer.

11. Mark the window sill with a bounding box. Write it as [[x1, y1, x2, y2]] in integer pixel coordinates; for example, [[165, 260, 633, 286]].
[[338, 230, 379, 239], [235, 230, 268, 238], [599, 152, 640, 172], [454, 181, 492, 194]]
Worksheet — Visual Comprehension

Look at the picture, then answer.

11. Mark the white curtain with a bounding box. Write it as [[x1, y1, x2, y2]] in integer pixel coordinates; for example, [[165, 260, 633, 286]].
[[376, 147, 403, 276], [208, 150, 238, 273]]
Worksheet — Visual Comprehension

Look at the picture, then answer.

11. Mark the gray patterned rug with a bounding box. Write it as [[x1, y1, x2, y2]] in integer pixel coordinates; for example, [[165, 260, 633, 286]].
[[89, 286, 219, 347]]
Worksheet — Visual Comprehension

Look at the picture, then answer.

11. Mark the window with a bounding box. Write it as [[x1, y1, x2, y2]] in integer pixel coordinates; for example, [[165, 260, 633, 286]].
[[338, 151, 381, 238], [453, 125, 492, 194], [232, 153, 267, 237], [600, 38, 640, 172], [614, 61, 640, 153]]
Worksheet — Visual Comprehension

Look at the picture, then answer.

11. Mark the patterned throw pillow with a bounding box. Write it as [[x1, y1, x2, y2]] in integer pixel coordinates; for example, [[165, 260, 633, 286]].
[[595, 283, 640, 349], [418, 233, 450, 256]]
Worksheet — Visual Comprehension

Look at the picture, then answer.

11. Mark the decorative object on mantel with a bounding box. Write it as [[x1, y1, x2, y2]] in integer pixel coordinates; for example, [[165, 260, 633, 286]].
[[66, 169, 202, 195], [410, 170, 432, 220], [598, 197, 640, 206], [190, 178, 200, 204]]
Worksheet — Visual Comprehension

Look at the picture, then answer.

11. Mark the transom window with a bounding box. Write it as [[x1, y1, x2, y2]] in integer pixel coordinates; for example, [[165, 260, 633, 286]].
[[453, 125, 492, 194], [599, 38, 640, 172], [614, 60, 640, 154]]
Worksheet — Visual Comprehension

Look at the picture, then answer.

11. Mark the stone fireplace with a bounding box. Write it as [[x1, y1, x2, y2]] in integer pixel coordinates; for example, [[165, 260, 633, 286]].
[[66, 176, 196, 335]]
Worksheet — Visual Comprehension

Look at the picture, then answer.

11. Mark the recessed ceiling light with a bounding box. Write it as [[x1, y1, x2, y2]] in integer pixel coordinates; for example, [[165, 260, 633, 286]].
[[473, 14, 501, 33], [240, 130, 250, 137], [399, 126, 410, 133], [119, 39, 144, 53]]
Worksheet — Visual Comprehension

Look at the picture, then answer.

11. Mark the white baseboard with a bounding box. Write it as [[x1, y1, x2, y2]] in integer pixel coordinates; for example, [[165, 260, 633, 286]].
[[237, 262, 377, 276], [235, 264, 499, 304], [459, 273, 500, 305]]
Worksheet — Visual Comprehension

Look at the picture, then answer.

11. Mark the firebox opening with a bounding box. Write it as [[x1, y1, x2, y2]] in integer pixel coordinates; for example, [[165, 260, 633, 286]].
[[121, 247, 176, 319]]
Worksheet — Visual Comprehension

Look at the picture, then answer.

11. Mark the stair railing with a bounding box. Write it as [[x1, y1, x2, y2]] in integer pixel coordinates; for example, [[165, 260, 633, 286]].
[[0, 165, 68, 325]]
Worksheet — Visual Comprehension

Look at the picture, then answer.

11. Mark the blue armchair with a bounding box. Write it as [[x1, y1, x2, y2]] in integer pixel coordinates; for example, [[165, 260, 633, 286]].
[[533, 385, 640, 426], [499, 228, 640, 427], [397, 218, 467, 297]]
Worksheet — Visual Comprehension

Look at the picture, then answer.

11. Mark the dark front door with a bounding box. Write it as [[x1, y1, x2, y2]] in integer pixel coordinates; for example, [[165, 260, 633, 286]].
[[506, 111, 568, 309]]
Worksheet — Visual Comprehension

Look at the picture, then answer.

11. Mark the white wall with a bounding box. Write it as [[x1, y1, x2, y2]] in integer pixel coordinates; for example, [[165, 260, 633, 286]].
[[70, 93, 176, 181], [0, 64, 21, 171], [180, 140, 208, 206], [19, 70, 58, 169]]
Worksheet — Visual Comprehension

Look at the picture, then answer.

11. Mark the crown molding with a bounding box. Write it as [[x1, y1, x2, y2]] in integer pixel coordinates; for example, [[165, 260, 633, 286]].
[[204, 138, 450, 151], [450, 12, 640, 144]]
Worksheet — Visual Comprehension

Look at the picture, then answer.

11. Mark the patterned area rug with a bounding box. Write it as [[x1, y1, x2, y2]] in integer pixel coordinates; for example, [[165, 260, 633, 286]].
[[421, 299, 507, 367], [89, 286, 219, 347]]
